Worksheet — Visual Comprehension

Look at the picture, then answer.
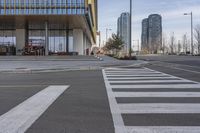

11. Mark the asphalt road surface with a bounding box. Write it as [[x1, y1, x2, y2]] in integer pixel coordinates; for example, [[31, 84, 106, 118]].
[[0, 70, 114, 133], [0, 55, 200, 133], [103, 67, 200, 133], [138, 55, 200, 82]]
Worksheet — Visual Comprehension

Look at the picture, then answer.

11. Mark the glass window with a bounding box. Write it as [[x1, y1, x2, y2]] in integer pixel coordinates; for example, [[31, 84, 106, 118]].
[[0, 1, 4, 15], [0, 0, 86, 15]]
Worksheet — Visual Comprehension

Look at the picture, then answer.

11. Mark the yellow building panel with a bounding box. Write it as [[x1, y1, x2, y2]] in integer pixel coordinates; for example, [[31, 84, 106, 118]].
[[86, 0, 97, 42]]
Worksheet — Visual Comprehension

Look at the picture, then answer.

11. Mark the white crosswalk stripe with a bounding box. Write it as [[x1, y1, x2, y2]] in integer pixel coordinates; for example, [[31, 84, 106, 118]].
[[113, 92, 200, 97], [119, 103, 200, 114], [102, 68, 200, 133], [0, 85, 69, 133], [126, 126, 200, 133], [109, 80, 190, 83]]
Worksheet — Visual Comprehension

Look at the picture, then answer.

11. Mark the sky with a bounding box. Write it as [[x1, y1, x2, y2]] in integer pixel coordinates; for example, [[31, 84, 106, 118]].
[[98, 0, 200, 48]]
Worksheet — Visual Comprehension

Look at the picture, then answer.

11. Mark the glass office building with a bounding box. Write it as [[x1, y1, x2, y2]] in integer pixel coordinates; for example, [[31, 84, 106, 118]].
[[141, 14, 162, 54], [117, 12, 130, 54], [0, 0, 97, 55]]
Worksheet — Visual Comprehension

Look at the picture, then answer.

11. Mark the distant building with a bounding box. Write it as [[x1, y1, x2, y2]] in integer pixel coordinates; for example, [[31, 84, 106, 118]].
[[117, 12, 130, 53], [117, 17, 121, 36], [141, 18, 149, 52], [141, 14, 162, 53]]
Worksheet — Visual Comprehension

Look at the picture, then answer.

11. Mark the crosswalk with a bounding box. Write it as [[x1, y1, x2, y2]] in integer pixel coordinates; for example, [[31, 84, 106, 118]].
[[102, 67, 200, 133]]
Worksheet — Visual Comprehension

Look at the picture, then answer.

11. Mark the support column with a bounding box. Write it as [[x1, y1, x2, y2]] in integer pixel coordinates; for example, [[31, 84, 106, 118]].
[[16, 29, 26, 55], [73, 29, 84, 55], [87, 37, 93, 55], [45, 21, 49, 56], [66, 30, 69, 53], [83, 34, 87, 55]]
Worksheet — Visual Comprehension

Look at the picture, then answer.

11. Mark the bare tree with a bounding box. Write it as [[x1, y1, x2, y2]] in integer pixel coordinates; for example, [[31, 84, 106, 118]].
[[182, 34, 189, 54], [178, 40, 181, 54], [162, 33, 168, 54], [194, 24, 200, 54], [170, 32, 176, 54]]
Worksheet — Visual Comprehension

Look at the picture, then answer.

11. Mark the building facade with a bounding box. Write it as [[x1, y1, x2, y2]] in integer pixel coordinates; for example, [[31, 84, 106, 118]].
[[0, 0, 98, 55], [117, 12, 130, 53], [141, 14, 162, 54], [141, 18, 148, 52]]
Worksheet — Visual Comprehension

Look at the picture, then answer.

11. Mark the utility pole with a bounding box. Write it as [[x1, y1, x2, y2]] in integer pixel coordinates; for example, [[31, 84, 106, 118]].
[[191, 12, 194, 55], [129, 0, 132, 58]]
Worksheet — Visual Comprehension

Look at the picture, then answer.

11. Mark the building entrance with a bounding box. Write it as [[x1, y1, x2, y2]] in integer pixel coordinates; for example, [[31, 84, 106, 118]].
[[0, 29, 16, 55]]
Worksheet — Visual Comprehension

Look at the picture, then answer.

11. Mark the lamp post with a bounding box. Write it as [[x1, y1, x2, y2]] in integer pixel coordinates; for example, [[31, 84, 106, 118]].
[[184, 12, 193, 55], [129, 0, 132, 58], [106, 28, 112, 43]]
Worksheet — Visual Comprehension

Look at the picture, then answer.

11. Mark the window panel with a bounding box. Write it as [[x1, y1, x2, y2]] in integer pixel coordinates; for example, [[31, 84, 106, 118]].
[[0, 0, 86, 15]]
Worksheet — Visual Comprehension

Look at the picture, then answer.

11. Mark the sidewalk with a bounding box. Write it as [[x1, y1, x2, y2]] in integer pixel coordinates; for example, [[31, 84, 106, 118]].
[[0, 55, 99, 61], [0, 55, 148, 73]]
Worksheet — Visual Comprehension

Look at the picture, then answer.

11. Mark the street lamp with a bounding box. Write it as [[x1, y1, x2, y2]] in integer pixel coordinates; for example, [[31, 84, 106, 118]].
[[184, 12, 193, 55], [129, 0, 132, 58], [106, 28, 112, 43]]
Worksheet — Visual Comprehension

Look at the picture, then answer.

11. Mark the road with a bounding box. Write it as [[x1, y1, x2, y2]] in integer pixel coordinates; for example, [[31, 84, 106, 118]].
[[0, 55, 200, 133], [0, 70, 114, 133], [137, 55, 200, 82], [103, 67, 200, 133]]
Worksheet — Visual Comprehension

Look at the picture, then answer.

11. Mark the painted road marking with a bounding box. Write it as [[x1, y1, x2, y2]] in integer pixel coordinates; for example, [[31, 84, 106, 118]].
[[111, 84, 200, 89], [106, 74, 168, 77], [114, 92, 200, 97], [109, 80, 192, 83], [105, 72, 162, 74], [105, 68, 152, 71], [126, 126, 200, 133], [103, 67, 200, 133], [0, 85, 48, 88], [0, 85, 69, 133], [119, 103, 200, 114], [102, 69, 126, 133], [106, 77, 179, 80]]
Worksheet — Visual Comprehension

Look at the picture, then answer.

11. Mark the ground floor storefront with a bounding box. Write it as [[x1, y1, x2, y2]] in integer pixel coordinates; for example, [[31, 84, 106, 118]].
[[0, 16, 94, 56]]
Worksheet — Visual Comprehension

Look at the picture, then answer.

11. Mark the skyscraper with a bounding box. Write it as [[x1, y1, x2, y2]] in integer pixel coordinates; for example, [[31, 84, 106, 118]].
[[0, 0, 98, 55], [117, 12, 130, 53], [141, 18, 149, 52], [141, 14, 162, 53]]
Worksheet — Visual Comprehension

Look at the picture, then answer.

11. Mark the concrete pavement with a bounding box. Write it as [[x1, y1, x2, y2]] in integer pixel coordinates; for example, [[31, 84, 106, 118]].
[[0, 55, 147, 73]]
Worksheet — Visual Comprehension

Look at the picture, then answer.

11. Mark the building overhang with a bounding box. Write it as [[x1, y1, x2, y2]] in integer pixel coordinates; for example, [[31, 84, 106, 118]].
[[0, 15, 94, 43]]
